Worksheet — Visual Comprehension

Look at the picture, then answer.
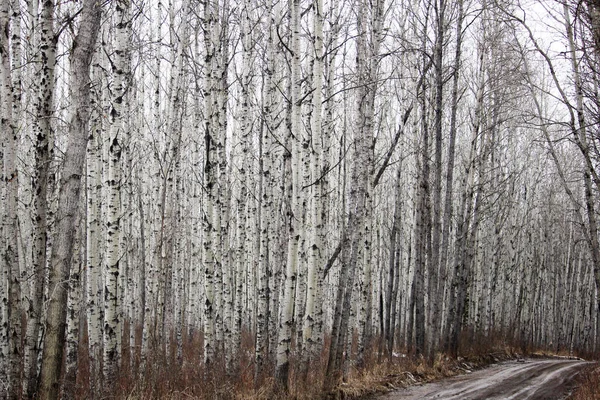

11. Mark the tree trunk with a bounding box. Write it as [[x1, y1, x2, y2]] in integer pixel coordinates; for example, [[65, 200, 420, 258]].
[[1, 1, 22, 396], [103, 0, 131, 383], [385, 163, 403, 358], [303, 0, 325, 366], [428, 0, 446, 359], [438, 0, 464, 350], [255, 0, 277, 378], [275, 0, 301, 389], [37, 1, 101, 397], [63, 215, 84, 399]]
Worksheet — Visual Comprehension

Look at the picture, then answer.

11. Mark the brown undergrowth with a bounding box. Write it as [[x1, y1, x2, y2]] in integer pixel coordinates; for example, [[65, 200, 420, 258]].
[[336, 345, 521, 399], [68, 325, 560, 399], [567, 364, 600, 399]]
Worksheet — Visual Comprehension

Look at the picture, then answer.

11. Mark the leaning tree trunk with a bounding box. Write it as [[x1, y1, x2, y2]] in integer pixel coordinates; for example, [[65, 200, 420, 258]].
[[37, 1, 102, 398]]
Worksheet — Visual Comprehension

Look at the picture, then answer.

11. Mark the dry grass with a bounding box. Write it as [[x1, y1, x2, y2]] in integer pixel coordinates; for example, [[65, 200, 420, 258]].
[[334, 346, 520, 400], [569, 364, 600, 400], [64, 325, 572, 400]]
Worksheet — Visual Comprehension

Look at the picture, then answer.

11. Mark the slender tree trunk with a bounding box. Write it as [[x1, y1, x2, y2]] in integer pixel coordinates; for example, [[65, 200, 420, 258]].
[[1, 1, 22, 396], [26, 0, 55, 394], [438, 0, 464, 349], [202, 0, 220, 365], [0, 7, 7, 392], [86, 63, 104, 391], [275, 0, 301, 389], [103, 0, 131, 383], [303, 0, 325, 365], [429, 0, 446, 359], [10, 1, 25, 395], [385, 164, 403, 359], [414, 29, 431, 356], [255, 0, 277, 378]]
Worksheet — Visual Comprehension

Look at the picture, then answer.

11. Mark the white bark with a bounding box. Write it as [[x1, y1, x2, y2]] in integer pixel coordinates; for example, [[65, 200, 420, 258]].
[[0, 129, 6, 392], [216, 0, 230, 365], [235, 0, 253, 367], [202, 0, 221, 365], [303, 0, 325, 361], [103, 0, 130, 382], [276, 0, 302, 388], [255, 0, 280, 376], [163, 0, 189, 360], [86, 75, 103, 388], [24, 0, 51, 394], [1, 0, 21, 396]]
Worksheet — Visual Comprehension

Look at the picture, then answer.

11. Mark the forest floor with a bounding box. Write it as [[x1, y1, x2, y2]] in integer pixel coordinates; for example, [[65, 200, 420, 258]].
[[374, 358, 590, 400]]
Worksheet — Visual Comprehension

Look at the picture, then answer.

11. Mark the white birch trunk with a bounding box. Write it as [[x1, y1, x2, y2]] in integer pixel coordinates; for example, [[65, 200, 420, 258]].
[[255, 0, 279, 375], [216, 0, 231, 364], [103, 0, 130, 382], [202, 0, 219, 365], [275, 0, 301, 388], [302, 0, 325, 361], [86, 64, 103, 391], [22, 0, 49, 394], [234, 0, 253, 367], [1, 1, 21, 395], [0, 126, 6, 392]]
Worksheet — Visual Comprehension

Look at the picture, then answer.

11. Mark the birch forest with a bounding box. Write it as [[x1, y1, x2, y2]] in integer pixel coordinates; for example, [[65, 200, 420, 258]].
[[2, 0, 600, 398]]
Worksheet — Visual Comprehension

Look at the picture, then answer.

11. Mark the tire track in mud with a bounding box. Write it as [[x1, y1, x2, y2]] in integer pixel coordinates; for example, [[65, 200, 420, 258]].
[[379, 359, 591, 400]]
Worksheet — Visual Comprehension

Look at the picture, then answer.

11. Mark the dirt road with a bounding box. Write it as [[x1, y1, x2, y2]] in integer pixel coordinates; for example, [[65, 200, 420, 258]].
[[379, 358, 591, 400]]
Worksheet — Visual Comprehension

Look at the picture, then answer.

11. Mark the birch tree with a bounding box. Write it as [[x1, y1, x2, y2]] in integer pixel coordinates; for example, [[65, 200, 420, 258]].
[[86, 64, 103, 390], [23, 0, 55, 395], [1, 0, 21, 396], [255, 0, 280, 376], [0, 4, 7, 389], [202, 0, 226, 366], [275, 0, 302, 389], [103, 0, 131, 383], [302, 0, 325, 363]]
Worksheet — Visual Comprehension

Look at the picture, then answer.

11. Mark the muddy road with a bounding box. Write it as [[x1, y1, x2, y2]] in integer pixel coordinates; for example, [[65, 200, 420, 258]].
[[379, 358, 591, 400]]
